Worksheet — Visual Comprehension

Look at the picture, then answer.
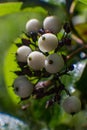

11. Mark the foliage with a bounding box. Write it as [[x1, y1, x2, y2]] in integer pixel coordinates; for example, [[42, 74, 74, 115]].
[[0, 0, 87, 130]]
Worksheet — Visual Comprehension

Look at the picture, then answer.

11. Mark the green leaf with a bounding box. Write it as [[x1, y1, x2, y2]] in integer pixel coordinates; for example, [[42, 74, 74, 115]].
[[74, 23, 87, 42], [71, 110, 87, 129], [0, 2, 22, 16], [79, 0, 87, 5], [2, 9, 47, 104], [76, 63, 87, 95], [2, 1, 66, 104], [54, 124, 70, 130], [21, 1, 66, 22], [0, 7, 47, 110], [4, 44, 19, 103], [72, 1, 87, 41], [61, 60, 87, 91]]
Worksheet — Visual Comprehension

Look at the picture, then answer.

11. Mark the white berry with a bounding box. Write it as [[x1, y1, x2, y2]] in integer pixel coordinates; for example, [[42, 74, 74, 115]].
[[45, 53, 64, 73], [13, 76, 34, 100], [43, 16, 61, 34], [16, 45, 32, 62], [27, 51, 45, 70], [38, 33, 58, 52], [26, 18, 41, 33], [62, 96, 81, 114]]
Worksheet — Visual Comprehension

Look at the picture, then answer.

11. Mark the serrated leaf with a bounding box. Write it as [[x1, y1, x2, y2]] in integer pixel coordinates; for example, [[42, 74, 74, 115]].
[[2, 9, 47, 104], [0, 11, 44, 68], [0, 9, 47, 59], [0, 7, 47, 111]]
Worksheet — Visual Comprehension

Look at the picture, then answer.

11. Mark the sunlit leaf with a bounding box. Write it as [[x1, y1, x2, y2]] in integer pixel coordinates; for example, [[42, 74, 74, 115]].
[[72, 1, 87, 41], [71, 110, 87, 129], [74, 23, 87, 42], [4, 44, 19, 103], [75, 1, 87, 13], [0, 2, 22, 16], [1, 1, 86, 129], [0, 11, 46, 69], [3, 10, 47, 103], [79, 0, 87, 5]]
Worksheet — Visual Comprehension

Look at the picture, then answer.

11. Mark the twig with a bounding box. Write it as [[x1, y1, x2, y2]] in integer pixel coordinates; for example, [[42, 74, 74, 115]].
[[66, 44, 87, 60]]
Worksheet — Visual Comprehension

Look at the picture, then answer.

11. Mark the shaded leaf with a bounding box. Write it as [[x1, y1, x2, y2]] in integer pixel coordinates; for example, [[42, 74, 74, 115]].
[[61, 60, 87, 91], [76, 62, 87, 95], [54, 124, 70, 130]]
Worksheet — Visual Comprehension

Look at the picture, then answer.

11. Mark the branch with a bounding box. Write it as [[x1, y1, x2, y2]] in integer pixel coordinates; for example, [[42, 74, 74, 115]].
[[66, 44, 87, 60]]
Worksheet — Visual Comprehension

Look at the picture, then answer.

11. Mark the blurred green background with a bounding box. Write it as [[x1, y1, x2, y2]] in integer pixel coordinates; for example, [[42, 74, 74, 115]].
[[0, 0, 87, 130]]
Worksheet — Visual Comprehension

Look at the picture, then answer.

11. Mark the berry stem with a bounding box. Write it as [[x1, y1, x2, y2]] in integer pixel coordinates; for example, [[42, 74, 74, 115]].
[[66, 44, 87, 60]]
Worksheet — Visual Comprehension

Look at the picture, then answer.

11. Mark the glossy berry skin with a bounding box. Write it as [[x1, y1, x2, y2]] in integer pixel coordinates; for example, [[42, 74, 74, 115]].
[[27, 51, 45, 70], [62, 96, 81, 114], [16, 45, 32, 63], [26, 19, 41, 33], [13, 76, 34, 100], [43, 16, 61, 34], [38, 33, 58, 52], [45, 53, 64, 73]]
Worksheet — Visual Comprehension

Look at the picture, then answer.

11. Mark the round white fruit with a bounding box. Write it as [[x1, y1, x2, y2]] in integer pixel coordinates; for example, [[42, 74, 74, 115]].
[[26, 18, 41, 33], [16, 45, 32, 62], [38, 33, 58, 52], [62, 96, 81, 114], [43, 16, 61, 34], [27, 51, 45, 70], [13, 76, 34, 100], [45, 53, 64, 73]]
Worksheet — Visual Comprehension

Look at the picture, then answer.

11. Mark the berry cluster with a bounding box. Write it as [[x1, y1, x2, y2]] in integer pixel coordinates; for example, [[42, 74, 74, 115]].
[[12, 15, 81, 114]]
